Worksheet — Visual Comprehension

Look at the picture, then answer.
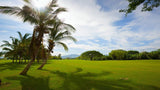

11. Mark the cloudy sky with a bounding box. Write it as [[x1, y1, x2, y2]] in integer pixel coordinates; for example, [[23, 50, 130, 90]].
[[0, 0, 160, 56]]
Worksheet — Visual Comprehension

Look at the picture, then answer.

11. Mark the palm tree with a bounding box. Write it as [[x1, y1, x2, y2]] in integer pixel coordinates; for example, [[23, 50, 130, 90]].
[[1, 37, 19, 63], [38, 21, 77, 69], [0, 0, 67, 75], [1, 32, 31, 63], [16, 31, 31, 63]]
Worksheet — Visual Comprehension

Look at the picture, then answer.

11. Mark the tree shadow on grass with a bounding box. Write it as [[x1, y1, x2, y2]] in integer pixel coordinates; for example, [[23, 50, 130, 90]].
[[0, 62, 24, 71], [0, 62, 45, 71], [4, 68, 160, 90], [45, 68, 160, 90], [6, 75, 53, 90]]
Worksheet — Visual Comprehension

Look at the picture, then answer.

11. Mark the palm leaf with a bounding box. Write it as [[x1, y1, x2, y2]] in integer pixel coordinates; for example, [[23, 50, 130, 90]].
[[56, 36, 77, 42], [0, 6, 21, 15], [23, 33, 30, 41], [56, 42, 68, 51], [63, 23, 76, 32], [23, 0, 31, 4], [53, 7, 67, 14], [2, 47, 12, 51], [17, 31, 23, 41], [1, 40, 11, 47]]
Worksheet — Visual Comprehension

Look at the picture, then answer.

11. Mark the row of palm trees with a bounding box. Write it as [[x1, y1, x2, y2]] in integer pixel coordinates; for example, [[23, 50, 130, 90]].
[[1, 32, 31, 63], [0, 0, 76, 75]]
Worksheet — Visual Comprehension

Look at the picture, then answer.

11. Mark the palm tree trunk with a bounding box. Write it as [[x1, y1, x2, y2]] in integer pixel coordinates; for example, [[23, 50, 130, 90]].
[[20, 30, 43, 75], [12, 59, 14, 63], [19, 58, 21, 64], [37, 49, 49, 70], [37, 58, 47, 70], [19, 57, 35, 75]]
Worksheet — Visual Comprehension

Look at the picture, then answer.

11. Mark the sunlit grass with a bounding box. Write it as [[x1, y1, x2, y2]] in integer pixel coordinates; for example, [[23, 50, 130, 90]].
[[0, 60, 160, 90]]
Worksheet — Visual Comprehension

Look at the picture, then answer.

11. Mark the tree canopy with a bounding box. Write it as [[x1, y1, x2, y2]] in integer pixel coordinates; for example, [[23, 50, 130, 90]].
[[79, 50, 103, 60], [120, 0, 160, 15]]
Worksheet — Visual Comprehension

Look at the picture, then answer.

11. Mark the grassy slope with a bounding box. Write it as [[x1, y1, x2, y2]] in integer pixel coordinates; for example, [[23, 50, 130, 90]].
[[0, 60, 160, 90]]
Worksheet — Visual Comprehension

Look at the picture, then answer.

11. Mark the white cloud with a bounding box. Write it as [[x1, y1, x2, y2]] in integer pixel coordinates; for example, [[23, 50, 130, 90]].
[[0, 30, 8, 33], [0, 0, 160, 55]]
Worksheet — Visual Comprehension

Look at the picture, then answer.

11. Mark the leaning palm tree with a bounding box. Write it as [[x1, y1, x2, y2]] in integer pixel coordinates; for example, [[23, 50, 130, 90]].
[[0, 0, 67, 75], [38, 21, 77, 69]]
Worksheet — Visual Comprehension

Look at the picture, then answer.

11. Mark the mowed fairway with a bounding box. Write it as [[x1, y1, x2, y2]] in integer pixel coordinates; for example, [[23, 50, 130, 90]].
[[0, 60, 160, 90]]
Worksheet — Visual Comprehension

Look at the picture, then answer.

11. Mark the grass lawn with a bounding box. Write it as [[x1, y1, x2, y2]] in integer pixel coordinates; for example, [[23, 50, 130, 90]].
[[0, 60, 160, 90]]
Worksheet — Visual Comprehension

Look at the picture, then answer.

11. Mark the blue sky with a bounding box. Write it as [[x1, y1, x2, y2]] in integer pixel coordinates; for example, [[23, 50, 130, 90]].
[[0, 0, 160, 56]]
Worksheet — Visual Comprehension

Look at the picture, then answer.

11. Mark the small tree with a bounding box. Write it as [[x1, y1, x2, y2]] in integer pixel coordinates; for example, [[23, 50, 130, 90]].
[[109, 49, 128, 60], [79, 50, 103, 60]]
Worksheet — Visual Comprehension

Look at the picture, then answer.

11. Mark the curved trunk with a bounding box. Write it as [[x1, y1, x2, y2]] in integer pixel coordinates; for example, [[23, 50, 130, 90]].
[[37, 58, 47, 70], [37, 48, 49, 70], [37, 45, 54, 70], [19, 57, 35, 75], [20, 29, 43, 75]]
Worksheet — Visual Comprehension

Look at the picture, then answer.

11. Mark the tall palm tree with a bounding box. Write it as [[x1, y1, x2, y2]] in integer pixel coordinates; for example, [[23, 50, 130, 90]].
[[38, 21, 77, 69], [0, 0, 67, 75]]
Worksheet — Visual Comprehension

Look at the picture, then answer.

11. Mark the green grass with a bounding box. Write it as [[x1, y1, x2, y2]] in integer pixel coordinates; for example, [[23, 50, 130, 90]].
[[0, 60, 160, 90]]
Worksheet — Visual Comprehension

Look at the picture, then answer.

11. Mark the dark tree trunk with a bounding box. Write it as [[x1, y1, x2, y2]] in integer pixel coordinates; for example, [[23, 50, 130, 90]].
[[37, 48, 50, 70], [37, 58, 47, 70], [12, 59, 14, 63], [19, 57, 35, 75], [20, 29, 44, 75], [19, 58, 21, 64]]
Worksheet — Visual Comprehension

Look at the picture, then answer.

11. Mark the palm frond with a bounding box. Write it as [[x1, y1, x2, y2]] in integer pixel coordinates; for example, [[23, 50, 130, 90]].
[[49, 0, 58, 8], [45, 18, 56, 26], [53, 7, 67, 14], [1, 40, 12, 47], [63, 23, 76, 32], [56, 36, 77, 42], [0, 6, 21, 15], [23, 33, 30, 40], [19, 6, 38, 24], [23, 0, 31, 4], [17, 31, 23, 41], [2, 47, 12, 51], [56, 42, 68, 51]]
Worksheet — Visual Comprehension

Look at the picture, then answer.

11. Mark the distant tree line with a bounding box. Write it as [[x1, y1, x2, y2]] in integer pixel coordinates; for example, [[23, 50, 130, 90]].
[[78, 49, 160, 60], [51, 54, 62, 60]]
